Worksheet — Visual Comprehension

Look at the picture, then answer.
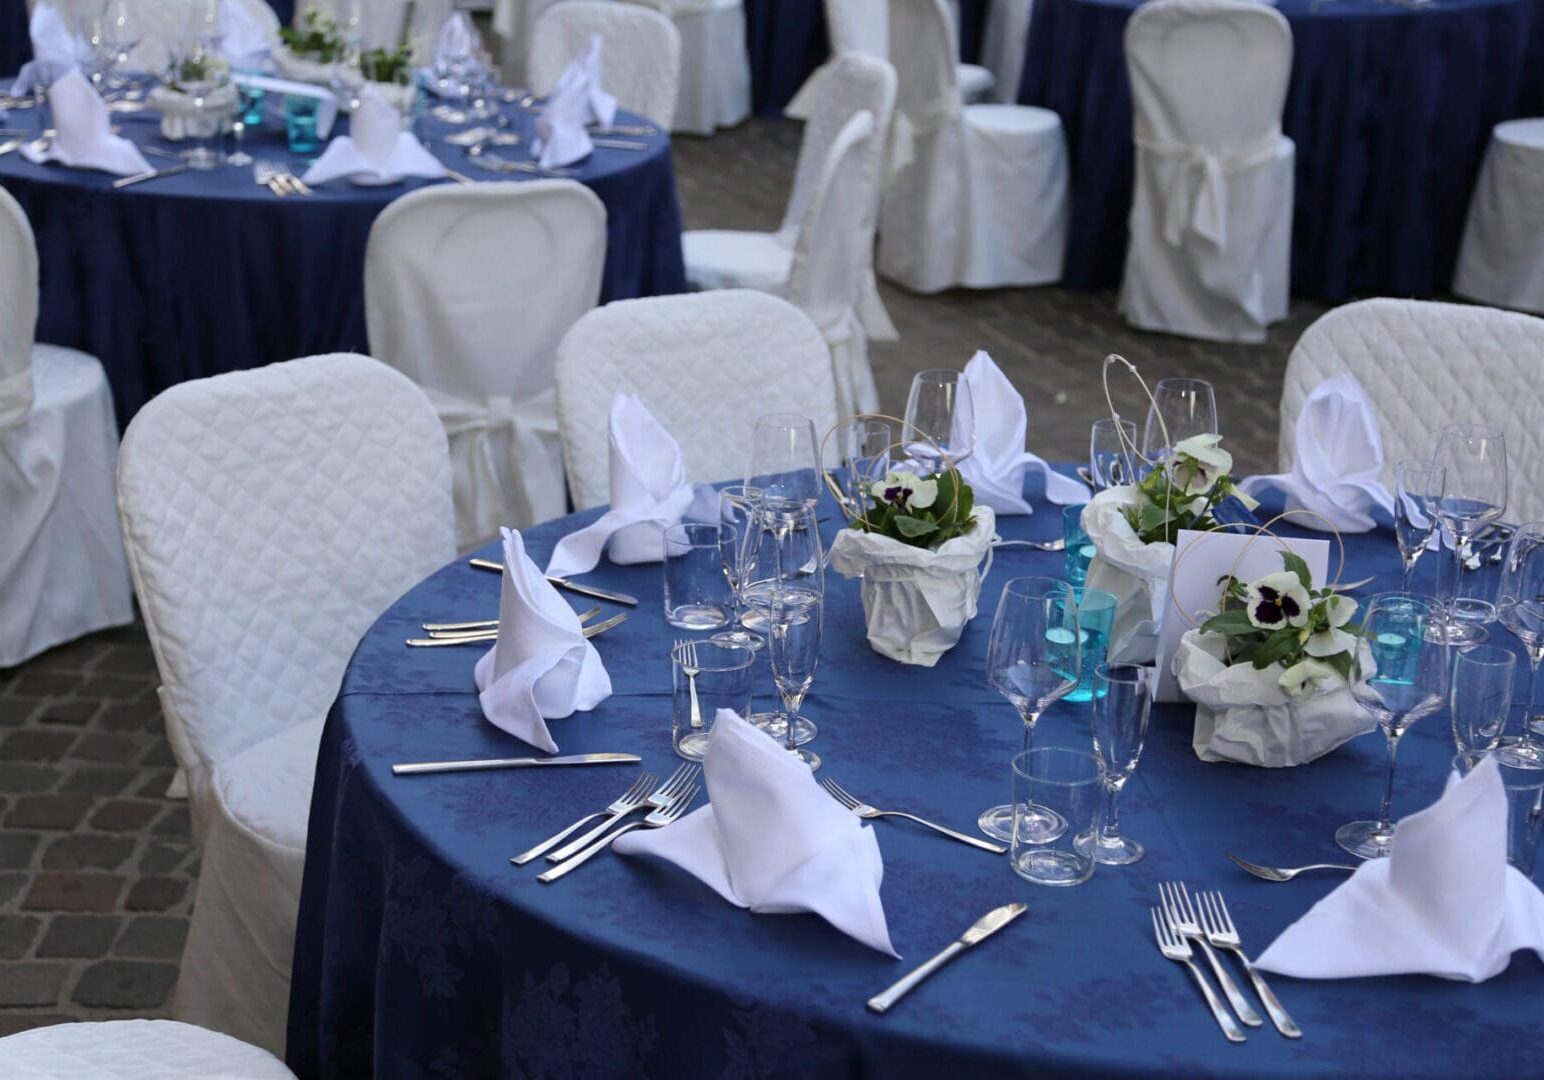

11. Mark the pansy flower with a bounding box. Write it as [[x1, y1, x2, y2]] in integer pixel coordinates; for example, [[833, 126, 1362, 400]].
[[1245, 571, 1311, 630], [870, 470, 938, 511], [1170, 433, 1233, 496]]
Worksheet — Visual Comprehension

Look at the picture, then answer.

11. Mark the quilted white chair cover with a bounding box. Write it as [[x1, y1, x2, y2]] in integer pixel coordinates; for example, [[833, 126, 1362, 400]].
[[555, 290, 839, 510], [1279, 299, 1544, 521], [116, 353, 454, 1055], [531, 1, 681, 129], [127, 0, 280, 71], [624, 0, 749, 135], [0, 187, 133, 669], [0, 1019, 295, 1079], [877, 0, 1068, 292], [493, 0, 566, 88], [1118, 0, 1294, 343], [365, 180, 605, 548], [1454, 119, 1544, 316], [980, 0, 1032, 103]]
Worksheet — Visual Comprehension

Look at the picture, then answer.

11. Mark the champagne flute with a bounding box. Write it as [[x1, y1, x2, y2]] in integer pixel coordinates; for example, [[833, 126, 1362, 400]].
[[102, 0, 140, 91], [1141, 377, 1217, 468], [710, 486, 764, 651], [1496, 522, 1544, 759], [1076, 664, 1151, 865], [745, 413, 821, 511], [980, 577, 1081, 843], [741, 504, 823, 746], [843, 418, 893, 517], [1449, 644, 1515, 755], [1090, 417, 1137, 491], [903, 369, 975, 473], [768, 572, 824, 770], [1337, 593, 1448, 859], [1431, 423, 1506, 644], [1393, 459, 1445, 590]]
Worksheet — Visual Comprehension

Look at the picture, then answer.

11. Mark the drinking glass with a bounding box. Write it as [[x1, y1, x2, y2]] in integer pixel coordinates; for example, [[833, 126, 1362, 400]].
[[1453, 749, 1544, 876], [1010, 748, 1103, 886], [903, 369, 975, 472], [1076, 664, 1151, 865], [101, 0, 140, 92], [711, 486, 763, 650], [662, 523, 733, 630], [768, 584, 823, 770], [1394, 459, 1445, 590], [238, 82, 267, 129], [1062, 505, 1095, 586], [1142, 378, 1217, 467], [1090, 417, 1137, 491], [671, 639, 755, 761], [1062, 586, 1115, 703], [745, 413, 821, 511], [179, 55, 230, 170], [843, 418, 893, 517], [741, 503, 823, 746], [1450, 644, 1515, 755], [1432, 424, 1507, 643], [1496, 521, 1544, 758], [284, 94, 321, 154], [980, 577, 1081, 842], [1337, 593, 1449, 859]]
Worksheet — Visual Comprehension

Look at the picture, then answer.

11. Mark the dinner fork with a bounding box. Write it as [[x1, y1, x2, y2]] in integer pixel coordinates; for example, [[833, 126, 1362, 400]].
[[510, 772, 656, 866], [253, 160, 287, 197], [1159, 882, 1262, 1027], [275, 164, 312, 195], [819, 778, 1006, 854], [677, 639, 705, 731], [1228, 853, 1357, 882], [537, 781, 698, 883], [1196, 890, 1301, 1038], [546, 763, 701, 862], [1151, 907, 1246, 1043]]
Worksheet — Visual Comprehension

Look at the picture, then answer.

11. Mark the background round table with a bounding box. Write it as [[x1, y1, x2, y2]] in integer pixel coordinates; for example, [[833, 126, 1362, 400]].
[[1019, 0, 1544, 300], [0, 93, 686, 427], [287, 475, 1542, 1078], [2, 0, 30, 76]]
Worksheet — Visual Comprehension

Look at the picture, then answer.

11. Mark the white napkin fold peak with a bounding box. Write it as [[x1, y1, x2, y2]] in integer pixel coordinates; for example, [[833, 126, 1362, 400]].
[[614, 709, 898, 956], [1255, 755, 1544, 983], [533, 58, 596, 169], [953, 351, 1090, 513], [473, 528, 612, 753], [301, 88, 445, 186], [1238, 372, 1394, 533], [21, 70, 151, 177], [545, 393, 717, 579], [11, 2, 84, 97], [549, 34, 617, 129]]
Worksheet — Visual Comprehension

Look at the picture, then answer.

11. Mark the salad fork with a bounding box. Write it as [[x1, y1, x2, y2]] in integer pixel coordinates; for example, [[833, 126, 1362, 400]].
[[1228, 853, 1357, 882], [1196, 890, 1301, 1038], [538, 782, 699, 883], [274, 164, 312, 195], [677, 639, 705, 731], [819, 778, 1005, 854], [1151, 907, 1246, 1043], [546, 763, 701, 862], [1159, 882, 1262, 1027], [510, 772, 656, 866], [253, 160, 287, 196]]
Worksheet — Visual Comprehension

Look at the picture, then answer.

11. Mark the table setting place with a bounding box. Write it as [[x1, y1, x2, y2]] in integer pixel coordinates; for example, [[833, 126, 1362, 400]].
[[364, 343, 1544, 1052]]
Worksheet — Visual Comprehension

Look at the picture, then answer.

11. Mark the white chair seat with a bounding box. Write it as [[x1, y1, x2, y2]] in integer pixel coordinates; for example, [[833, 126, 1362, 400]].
[[215, 719, 322, 855], [956, 62, 994, 102], [1454, 117, 1544, 316], [682, 230, 793, 293], [0, 1019, 295, 1079], [965, 101, 1059, 136]]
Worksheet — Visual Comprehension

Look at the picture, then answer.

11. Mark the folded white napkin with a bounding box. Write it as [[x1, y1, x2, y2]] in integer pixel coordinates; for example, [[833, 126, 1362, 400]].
[[11, 2, 83, 97], [473, 528, 612, 754], [221, 0, 271, 67], [435, 11, 477, 72], [301, 88, 445, 186], [1255, 755, 1544, 983], [548, 34, 617, 128], [545, 393, 717, 579], [953, 351, 1089, 513], [614, 710, 898, 956], [533, 65, 594, 168], [1238, 373, 1393, 533], [231, 73, 339, 139], [21, 70, 151, 177]]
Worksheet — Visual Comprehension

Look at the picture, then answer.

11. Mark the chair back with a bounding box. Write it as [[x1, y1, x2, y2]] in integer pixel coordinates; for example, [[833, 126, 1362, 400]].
[[0, 188, 37, 429], [531, 1, 681, 127], [826, 0, 888, 56], [1280, 299, 1544, 520], [786, 111, 879, 328], [116, 354, 454, 774], [887, 0, 960, 126], [555, 291, 838, 510]]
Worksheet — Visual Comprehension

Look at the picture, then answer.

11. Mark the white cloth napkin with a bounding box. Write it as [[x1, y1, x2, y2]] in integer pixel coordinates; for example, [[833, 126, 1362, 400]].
[[473, 528, 612, 754], [548, 33, 617, 128], [953, 350, 1089, 513], [545, 393, 717, 579], [1255, 755, 1544, 982], [220, 0, 271, 67], [1238, 372, 1394, 533], [21, 70, 150, 177], [614, 710, 898, 956], [532, 70, 594, 169], [11, 2, 83, 97], [301, 88, 445, 186]]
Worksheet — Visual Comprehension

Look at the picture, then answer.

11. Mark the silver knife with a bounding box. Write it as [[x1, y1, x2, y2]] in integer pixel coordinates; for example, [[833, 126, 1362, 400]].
[[468, 558, 640, 607], [393, 752, 642, 776], [867, 902, 1028, 1014], [405, 612, 626, 646], [113, 163, 190, 188]]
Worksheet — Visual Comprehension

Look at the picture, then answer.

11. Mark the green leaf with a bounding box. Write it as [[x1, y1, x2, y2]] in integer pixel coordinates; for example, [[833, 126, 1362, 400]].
[[1199, 609, 1257, 637], [893, 515, 940, 540], [1281, 550, 1313, 591], [1251, 627, 1301, 670], [1325, 651, 1355, 683]]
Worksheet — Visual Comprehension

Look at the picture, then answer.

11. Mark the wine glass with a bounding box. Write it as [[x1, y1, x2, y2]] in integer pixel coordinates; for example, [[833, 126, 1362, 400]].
[[1393, 459, 1445, 590], [980, 577, 1081, 843], [710, 485, 764, 651], [1141, 377, 1217, 468], [1449, 644, 1515, 756], [102, 0, 140, 91], [1337, 593, 1449, 859], [745, 413, 821, 511], [1075, 664, 1151, 865], [842, 418, 893, 517], [1431, 423, 1507, 644], [176, 50, 230, 171], [740, 503, 823, 747], [1496, 522, 1544, 759], [767, 548, 824, 771], [903, 369, 975, 473], [1090, 417, 1137, 491]]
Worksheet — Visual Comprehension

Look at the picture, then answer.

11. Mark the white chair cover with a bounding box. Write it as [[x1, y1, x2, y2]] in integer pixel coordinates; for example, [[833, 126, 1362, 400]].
[[0, 187, 133, 669], [0, 1019, 295, 1079], [492, 0, 566, 89], [555, 290, 838, 510], [624, 0, 749, 134], [116, 353, 454, 1054], [827, 0, 887, 54], [1454, 119, 1544, 316], [980, 0, 1031, 103], [1279, 299, 1544, 521], [127, 0, 280, 72], [365, 180, 605, 548], [1118, 0, 1294, 343], [531, 1, 681, 128], [877, 0, 1067, 293]]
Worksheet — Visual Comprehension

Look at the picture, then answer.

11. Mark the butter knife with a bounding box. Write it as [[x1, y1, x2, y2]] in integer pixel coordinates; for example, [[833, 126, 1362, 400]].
[[469, 558, 640, 607], [393, 752, 642, 775], [405, 611, 626, 646], [867, 902, 1028, 1014], [113, 163, 191, 188]]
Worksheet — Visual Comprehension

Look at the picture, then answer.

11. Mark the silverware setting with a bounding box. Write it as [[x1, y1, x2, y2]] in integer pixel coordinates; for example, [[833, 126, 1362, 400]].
[[465, 142, 576, 177], [469, 557, 641, 607], [511, 772, 658, 865], [255, 159, 311, 196], [592, 137, 647, 151], [420, 605, 601, 635], [113, 163, 191, 188], [1228, 852, 1358, 882], [545, 763, 701, 863], [537, 770, 701, 883], [392, 751, 642, 776], [677, 639, 706, 731], [1159, 882, 1261, 1027], [1151, 904, 1245, 1043], [992, 537, 1067, 553], [404, 610, 626, 646], [867, 902, 1027, 1013], [1195, 890, 1300, 1038], [819, 778, 1006, 855]]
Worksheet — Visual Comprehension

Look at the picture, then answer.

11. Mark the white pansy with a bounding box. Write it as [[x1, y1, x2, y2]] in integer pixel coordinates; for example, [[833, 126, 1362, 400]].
[[1245, 571, 1311, 630], [1304, 626, 1357, 658], [1279, 658, 1338, 698], [1322, 593, 1357, 628], [870, 470, 938, 512], [1171, 433, 1233, 496]]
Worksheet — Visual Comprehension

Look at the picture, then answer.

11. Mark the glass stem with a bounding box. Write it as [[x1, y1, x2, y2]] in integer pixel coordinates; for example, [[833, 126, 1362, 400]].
[[1376, 728, 1403, 836], [1100, 783, 1122, 843], [1524, 651, 1542, 748], [1020, 710, 1040, 754]]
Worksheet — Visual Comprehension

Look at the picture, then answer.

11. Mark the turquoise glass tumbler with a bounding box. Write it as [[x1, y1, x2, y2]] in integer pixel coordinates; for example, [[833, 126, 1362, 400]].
[[1063, 504, 1097, 585], [283, 95, 320, 155], [1064, 587, 1116, 703]]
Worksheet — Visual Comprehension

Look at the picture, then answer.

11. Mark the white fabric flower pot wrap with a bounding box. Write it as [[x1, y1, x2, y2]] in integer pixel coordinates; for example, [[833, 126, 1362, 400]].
[[827, 508, 996, 668], [1081, 486, 1172, 666], [1174, 630, 1374, 767], [272, 47, 335, 87], [149, 84, 238, 141]]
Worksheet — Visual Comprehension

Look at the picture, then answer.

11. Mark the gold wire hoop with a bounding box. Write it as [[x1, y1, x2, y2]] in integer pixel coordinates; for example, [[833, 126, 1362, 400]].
[[818, 413, 969, 532]]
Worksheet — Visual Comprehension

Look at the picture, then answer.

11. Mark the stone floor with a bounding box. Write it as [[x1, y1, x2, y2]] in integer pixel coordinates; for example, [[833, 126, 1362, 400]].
[[0, 116, 1328, 1035]]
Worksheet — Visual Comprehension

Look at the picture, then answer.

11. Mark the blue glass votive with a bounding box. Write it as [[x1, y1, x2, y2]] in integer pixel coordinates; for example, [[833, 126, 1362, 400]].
[[1063, 504, 1097, 585], [1064, 587, 1117, 703], [238, 84, 266, 129], [283, 95, 320, 155]]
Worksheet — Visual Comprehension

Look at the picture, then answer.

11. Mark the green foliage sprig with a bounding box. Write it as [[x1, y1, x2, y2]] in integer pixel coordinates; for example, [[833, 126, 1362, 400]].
[[848, 468, 977, 549], [279, 9, 344, 63], [1123, 433, 1256, 546]]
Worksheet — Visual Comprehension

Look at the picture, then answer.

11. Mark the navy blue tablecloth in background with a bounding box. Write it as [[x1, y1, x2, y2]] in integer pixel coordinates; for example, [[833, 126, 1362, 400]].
[[267, 0, 295, 26], [2, 0, 31, 76], [0, 97, 686, 427], [1021, 0, 1544, 301], [288, 474, 1543, 1078]]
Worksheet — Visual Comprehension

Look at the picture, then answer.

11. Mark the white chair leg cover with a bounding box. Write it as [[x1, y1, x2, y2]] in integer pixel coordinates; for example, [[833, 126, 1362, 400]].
[[665, 1, 751, 135], [0, 1019, 295, 1079], [1454, 119, 1544, 316], [0, 346, 133, 667], [825, 312, 878, 418], [981, 0, 1033, 103]]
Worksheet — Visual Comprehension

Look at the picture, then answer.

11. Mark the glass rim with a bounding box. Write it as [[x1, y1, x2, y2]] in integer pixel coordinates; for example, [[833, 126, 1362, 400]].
[[1072, 586, 1117, 613], [1094, 662, 1146, 686], [1453, 643, 1518, 668], [1363, 590, 1437, 613], [911, 368, 963, 383], [1151, 377, 1214, 392], [752, 412, 816, 430], [1439, 421, 1505, 441], [663, 521, 721, 544], [1000, 575, 1074, 601], [1010, 746, 1103, 785], [671, 639, 757, 671], [1091, 416, 1137, 433]]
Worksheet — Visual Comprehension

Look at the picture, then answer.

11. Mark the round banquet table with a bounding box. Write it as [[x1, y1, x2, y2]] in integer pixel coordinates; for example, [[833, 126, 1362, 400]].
[[1019, 0, 1544, 301], [288, 474, 1543, 1078], [0, 90, 686, 427]]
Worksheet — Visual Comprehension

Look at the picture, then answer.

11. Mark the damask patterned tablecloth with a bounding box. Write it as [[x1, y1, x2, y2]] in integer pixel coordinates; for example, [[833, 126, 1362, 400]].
[[287, 475, 1544, 1078]]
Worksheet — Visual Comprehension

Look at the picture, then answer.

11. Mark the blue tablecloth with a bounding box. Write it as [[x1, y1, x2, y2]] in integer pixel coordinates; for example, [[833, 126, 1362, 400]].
[[288, 474, 1543, 1078], [0, 95, 685, 426], [2, 0, 30, 76], [1020, 0, 1544, 300], [267, 0, 295, 26]]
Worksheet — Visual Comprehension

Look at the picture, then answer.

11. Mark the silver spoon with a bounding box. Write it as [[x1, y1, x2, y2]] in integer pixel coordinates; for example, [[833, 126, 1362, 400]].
[[1228, 853, 1358, 882]]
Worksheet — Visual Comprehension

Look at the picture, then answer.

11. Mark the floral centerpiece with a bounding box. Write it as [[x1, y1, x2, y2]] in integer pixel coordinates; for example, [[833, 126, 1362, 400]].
[[1174, 551, 1374, 766], [149, 52, 237, 141], [827, 467, 997, 667], [276, 13, 419, 112]]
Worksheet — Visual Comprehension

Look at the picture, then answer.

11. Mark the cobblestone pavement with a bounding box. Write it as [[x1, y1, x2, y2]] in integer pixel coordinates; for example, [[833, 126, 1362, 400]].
[[0, 116, 1324, 1034]]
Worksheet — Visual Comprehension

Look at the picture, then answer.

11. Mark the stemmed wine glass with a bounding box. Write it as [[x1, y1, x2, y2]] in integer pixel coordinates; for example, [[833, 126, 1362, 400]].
[[903, 370, 975, 473], [980, 577, 1081, 843], [766, 530, 825, 770], [101, 0, 140, 93], [711, 485, 763, 651], [1393, 459, 1445, 590], [1141, 377, 1217, 468], [842, 418, 893, 516], [1090, 417, 1137, 491], [740, 503, 823, 747], [1337, 593, 1449, 859], [1496, 522, 1544, 759], [1076, 664, 1151, 865], [746, 413, 821, 511], [1431, 424, 1507, 644]]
